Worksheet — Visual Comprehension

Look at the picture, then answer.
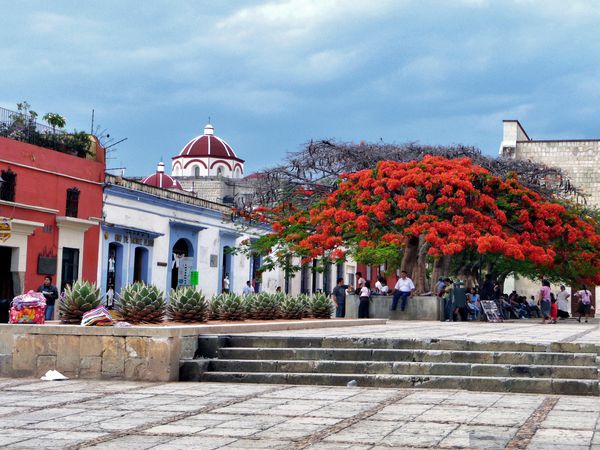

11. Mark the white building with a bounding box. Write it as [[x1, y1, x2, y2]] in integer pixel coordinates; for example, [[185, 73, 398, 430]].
[[98, 174, 284, 298]]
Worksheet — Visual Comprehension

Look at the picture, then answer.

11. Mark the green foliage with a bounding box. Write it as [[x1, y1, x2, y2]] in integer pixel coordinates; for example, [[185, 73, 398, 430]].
[[42, 112, 66, 131], [167, 287, 207, 322], [0, 102, 91, 157], [218, 292, 245, 321], [117, 282, 166, 323], [249, 292, 281, 320], [309, 293, 334, 319], [280, 295, 306, 320], [58, 280, 103, 324]]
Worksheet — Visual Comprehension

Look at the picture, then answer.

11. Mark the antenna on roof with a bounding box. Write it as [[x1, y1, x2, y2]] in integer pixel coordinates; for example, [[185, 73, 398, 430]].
[[208, 116, 211, 124]]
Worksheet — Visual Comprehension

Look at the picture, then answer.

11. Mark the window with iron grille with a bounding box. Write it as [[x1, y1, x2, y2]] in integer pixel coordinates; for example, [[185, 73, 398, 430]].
[[65, 188, 80, 217], [0, 169, 16, 202]]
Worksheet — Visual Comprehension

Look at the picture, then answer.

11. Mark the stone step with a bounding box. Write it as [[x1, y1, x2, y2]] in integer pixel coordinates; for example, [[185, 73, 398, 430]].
[[220, 335, 599, 354], [218, 347, 598, 367], [200, 371, 599, 396], [206, 359, 599, 380]]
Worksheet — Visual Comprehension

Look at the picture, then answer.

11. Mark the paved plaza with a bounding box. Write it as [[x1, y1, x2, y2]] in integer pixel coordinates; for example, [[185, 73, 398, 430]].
[[0, 377, 599, 449], [244, 319, 600, 346], [1, 321, 599, 449]]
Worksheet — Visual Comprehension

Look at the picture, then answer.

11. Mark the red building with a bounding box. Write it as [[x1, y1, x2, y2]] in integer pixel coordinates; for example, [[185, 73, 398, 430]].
[[0, 135, 105, 302]]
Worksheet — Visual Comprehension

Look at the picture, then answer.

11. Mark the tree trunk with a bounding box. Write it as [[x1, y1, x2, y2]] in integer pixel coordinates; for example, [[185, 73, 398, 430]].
[[400, 236, 419, 277], [414, 235, 429, 294], [430, 254, 452, 293]]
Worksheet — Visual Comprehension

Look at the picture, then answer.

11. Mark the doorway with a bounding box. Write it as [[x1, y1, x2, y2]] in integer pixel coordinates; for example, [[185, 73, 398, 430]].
[[133, 247, 149, 283], [171, 239, 190, 290], [0, 247, 13, 323], [61, 247, 79, 291]]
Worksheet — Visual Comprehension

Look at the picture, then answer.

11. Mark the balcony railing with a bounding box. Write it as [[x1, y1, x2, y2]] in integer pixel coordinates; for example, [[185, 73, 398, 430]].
[[0, 105, 92, 157]]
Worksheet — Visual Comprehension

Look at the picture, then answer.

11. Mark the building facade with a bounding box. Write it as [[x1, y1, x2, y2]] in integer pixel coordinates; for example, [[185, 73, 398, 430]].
[[0, 136, 104, 301], [99, 175, 284, 299], [500, 120, 600, 313]]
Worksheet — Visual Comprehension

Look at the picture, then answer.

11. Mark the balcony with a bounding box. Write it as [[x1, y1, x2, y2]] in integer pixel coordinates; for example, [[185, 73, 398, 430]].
[[0, 105, 92, 158]]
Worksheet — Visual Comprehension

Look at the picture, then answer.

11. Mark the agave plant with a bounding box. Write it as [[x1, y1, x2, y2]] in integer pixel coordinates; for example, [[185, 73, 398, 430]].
[[168, 287, 208, 322], [310, 292, 334, 319], [218, 292, 245, 321], [58, 280, 103, 324], [280, 295, 306, 320], [250, 292, 281, 320], [117, 282, 166, 323], [208, 294, 224, 320]]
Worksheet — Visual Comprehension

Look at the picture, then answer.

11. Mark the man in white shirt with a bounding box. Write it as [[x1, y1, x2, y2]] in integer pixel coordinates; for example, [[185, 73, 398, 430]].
[[391, 270, 415, 311], [242, 281, 254, 296], [556, 285, 570, 319]]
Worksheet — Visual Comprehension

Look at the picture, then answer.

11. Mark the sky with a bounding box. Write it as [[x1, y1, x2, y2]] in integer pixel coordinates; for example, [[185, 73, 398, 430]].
[[2, 0, 600, 176]]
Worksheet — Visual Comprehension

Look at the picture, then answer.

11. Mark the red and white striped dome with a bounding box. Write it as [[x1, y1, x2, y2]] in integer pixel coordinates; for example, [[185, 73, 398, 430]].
[[171, 123, 245, 179], [142, 162, 183, 190], [177, 124, 243, 162]]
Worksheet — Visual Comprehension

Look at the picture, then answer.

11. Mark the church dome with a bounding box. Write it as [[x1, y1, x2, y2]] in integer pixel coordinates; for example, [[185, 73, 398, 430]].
[[172, 123, 245, 179], [142, 162, 183, 189], [177, 124, 243, 161]]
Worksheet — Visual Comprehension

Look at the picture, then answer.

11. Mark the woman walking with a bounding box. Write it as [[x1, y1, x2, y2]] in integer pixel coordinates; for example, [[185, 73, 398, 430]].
[[358, 281, 371, 318], [538, 280, 552, 324], [575, 285, 593, 323]]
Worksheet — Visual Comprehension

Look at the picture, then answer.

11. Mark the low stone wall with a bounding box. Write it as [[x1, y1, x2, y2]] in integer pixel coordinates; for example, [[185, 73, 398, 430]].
[[345, 294, 442, 321], [0, 318, 385, 381]]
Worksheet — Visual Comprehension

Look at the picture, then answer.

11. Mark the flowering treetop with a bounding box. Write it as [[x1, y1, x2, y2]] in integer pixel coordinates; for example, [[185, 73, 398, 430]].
[[240, 156, 600, 286]]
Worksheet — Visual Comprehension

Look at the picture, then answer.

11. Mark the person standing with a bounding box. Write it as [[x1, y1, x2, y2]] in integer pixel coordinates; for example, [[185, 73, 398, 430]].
[[37, 276, 59, 321], [575, 285, 593, 323], [538, 279, 552, 324], [355, 272, 365, 292], [358, 280, 371, 318], [223, 274, 230, 293], [556, 285, 570, 319], [391, 270, 415, 311], [242, 281, 253, 296], [331, 278, 348, 318]]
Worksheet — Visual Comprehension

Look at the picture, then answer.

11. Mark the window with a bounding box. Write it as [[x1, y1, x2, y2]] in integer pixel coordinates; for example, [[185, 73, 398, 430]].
[[65, 188, 80, 217], [0, 169, 16, 202], [217, 167, 223, 176], [194, 166, 200, 177]]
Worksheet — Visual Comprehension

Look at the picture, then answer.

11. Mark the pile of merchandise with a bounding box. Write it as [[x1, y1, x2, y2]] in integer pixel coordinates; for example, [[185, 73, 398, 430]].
[[80, 306, 114, 326], [9, 291, 46, 324]]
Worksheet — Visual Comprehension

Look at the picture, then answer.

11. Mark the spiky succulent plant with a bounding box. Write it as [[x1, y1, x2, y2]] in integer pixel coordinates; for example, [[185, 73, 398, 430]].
[[218, 292, 245, 321], [280, 295, 306, 320], [250, 292, 281, 320], [310, 292, 334, 319], [117, 282, 166, 323], [208, 294, 223, 320], [167, 287, 208, 322], [58, 280, 103, 324]]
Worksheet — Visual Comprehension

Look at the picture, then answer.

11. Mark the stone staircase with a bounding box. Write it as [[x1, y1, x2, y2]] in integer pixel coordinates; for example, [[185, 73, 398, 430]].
[[180, 335, 600, 396]]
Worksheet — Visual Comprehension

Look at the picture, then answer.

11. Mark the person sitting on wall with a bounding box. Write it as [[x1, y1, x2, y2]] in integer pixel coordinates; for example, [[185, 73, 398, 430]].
[[38, 275, 59, 321], [391, 270, 415, 312]]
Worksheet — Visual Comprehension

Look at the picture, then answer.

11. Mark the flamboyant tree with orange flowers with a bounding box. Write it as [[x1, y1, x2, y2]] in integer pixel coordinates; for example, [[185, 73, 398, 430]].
[[239, 156, 600, 292]]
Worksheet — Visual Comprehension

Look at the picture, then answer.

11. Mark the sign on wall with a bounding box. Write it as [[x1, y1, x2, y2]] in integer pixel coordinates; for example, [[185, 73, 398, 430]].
[[178, 257, 194, 286], [0, 217, 11, 242]]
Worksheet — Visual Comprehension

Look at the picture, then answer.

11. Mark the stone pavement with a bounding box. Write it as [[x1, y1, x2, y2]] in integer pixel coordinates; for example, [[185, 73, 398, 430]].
[[243, 320, 600, 346], [0, 377, 599, 449]]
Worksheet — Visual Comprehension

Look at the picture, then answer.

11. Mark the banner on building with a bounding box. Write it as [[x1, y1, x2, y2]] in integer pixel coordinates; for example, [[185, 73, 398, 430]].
[[0, 217, 11, 242]]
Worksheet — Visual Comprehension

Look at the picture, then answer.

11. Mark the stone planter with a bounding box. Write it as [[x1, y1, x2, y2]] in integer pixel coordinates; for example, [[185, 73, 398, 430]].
[[345, 294, 442, 321]]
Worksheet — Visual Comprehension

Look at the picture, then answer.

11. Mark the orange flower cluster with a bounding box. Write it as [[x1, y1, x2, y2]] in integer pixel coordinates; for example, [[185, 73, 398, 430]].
[[246, 156, 600, 284]]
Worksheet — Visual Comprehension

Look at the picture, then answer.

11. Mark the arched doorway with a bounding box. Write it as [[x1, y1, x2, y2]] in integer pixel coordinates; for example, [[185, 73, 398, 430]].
[[107, 242, 124, 307], [172, 238, 191, 289]]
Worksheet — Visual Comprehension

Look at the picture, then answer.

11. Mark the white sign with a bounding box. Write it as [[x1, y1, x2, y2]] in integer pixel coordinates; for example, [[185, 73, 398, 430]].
[[178, 257, 194, 286]]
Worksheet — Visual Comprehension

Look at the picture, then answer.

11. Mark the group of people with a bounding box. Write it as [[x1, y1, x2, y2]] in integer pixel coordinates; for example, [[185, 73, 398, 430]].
[[331, 271, 416, 319], [437, 273, 595, 324]]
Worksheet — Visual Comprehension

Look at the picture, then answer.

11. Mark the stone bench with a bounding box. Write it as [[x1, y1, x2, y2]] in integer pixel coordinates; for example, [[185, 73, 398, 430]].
[[345, 294, 442, 321]]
